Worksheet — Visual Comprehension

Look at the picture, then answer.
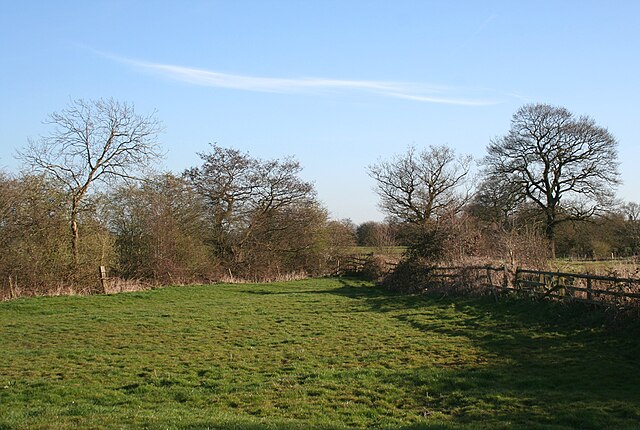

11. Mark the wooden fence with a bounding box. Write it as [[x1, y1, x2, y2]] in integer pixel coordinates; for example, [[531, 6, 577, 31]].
[[333, 254, 397, 277], [513, 268, 640, 308], [340, 257, 640, 309], [437, 266, 640, 308]]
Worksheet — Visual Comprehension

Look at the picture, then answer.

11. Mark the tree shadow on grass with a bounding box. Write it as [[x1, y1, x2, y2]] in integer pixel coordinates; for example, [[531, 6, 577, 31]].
[[178, 421, 459, 430], [326, 279, 640, 429], [237, 278, 640, 428], [379, 361, 640, 429], [179, 421, 457, 430]]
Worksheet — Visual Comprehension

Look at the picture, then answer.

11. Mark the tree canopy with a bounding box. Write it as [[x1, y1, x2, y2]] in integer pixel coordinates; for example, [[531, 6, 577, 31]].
[[483, 103, 620, 255], [368, 145, 472, 226], [17, 98, 163, 267]]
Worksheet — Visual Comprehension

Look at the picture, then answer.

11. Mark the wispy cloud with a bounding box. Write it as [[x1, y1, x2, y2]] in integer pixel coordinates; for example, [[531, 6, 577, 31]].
[[108, 53, 499, 106], [477, 13, 498, 36], [447, 13, 499, 61]]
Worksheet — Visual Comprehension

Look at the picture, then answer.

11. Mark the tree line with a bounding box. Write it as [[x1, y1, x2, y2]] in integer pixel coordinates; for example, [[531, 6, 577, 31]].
[[369, 103, 637, 265], [1, 99, 638, 296]]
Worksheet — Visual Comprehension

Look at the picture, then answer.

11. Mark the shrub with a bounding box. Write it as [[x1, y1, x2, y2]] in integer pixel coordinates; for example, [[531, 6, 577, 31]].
[[381, 257, 434, 293], [360, 254, 392, 282]]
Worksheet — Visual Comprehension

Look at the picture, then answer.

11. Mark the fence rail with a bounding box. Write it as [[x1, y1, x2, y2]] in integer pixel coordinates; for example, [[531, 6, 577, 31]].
[[513, 268, 640, 307], [333, 254, 397, 277], [339, 256, 640, 309], [485, 267, 639, 308]]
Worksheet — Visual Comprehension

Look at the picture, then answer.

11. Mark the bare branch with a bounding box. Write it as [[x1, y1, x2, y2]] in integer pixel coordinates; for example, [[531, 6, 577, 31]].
[[482, 103, 620, 255], [184, 144, 317, 261], [368, 144, 472, 225], [16, 98, 163, 267]]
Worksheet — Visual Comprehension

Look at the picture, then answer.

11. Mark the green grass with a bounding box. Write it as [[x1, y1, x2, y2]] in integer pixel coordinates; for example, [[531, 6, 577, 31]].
[[551, 259, 639, 277], [1, 278, 639, 429]]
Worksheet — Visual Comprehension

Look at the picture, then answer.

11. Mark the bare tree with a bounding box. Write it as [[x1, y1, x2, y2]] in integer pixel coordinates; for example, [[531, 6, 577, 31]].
[[368, 145, 472, 225], [106, 173, 216, 282], [185, 144, 317, 266], [327, 219, 357, 248], [184, 145, 254, 257], [469, 173, 524, 227], [622, 202, 640, 256], [356, 221, 397, 247], [483, 103, 620, 257], [18, 98, 163, 267], [244, 156, 316, 232], [0, 171, 19, 222], [623, 202, 640, 222], [0, 174, 80, 294]]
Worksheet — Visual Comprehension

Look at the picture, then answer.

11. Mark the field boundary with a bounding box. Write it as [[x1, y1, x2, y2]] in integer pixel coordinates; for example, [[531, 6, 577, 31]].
[[340, 256, 640, 308], [333, 253, 397, 276], [431, 266, 640, 308]]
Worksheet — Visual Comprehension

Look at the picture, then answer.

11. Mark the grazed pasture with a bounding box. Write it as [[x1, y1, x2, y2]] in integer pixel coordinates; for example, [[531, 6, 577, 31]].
[[1, 278, 639, 429]]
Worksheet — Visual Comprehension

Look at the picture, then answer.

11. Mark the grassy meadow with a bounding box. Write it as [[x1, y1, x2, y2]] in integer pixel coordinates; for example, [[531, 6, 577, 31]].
[[1, 278, 639, 429], [550, 258, 639, 278]]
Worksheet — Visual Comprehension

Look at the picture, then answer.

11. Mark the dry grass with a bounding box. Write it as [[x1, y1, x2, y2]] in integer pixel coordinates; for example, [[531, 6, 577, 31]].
[[1, 270, 313, 302], [217, 270, 309, 284], [102, 277, 156, 295]]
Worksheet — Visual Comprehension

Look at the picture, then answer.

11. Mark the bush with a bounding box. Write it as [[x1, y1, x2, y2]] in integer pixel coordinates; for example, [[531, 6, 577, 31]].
[[360, 254, 391, 282], [381, 258, 434, 293]]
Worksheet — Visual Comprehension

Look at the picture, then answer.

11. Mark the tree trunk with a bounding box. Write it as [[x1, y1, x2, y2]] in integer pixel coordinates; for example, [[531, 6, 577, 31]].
[[545, 220, 556, 260], [70, 201, 79, 270]]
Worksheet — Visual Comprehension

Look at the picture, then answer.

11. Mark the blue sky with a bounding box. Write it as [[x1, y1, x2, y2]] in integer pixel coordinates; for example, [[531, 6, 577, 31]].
[[1, 1, 639, 223]]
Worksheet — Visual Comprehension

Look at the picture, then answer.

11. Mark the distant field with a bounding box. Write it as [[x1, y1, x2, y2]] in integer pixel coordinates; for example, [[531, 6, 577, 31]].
[[1, 278, 640, 429], [346, 246, 406, 256], [550, 258, 639, 277]]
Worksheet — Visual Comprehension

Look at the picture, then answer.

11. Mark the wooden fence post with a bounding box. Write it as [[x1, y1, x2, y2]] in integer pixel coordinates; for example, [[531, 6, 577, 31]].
[[99, 266, 108, 294], [403, 264, 640, 309], [486, 267, 497, 300], [8, 275, 16, 299]]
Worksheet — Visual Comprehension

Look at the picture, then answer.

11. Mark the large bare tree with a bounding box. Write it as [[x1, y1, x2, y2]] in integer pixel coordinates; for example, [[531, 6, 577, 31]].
[[484, 103, 620, 256], [18, 98, 162, 267], [368, 145, 472, 225], [185, 144, 317, 264], [184, 145, 253, 255]]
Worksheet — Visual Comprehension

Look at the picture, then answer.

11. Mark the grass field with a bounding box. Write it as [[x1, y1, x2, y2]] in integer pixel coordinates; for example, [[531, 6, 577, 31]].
[[1, 278, 639, 429], [346, 246, 406, 256], [551, 259, 639, 278]]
